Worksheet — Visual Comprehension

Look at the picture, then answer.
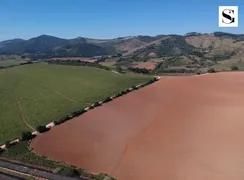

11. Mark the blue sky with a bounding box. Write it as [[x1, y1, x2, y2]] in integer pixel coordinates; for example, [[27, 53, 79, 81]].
[[0, 0, 243, 41]]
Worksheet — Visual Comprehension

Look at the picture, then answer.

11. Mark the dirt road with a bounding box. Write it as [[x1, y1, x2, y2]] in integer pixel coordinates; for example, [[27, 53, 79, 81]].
[[32, 72, 244, 180]]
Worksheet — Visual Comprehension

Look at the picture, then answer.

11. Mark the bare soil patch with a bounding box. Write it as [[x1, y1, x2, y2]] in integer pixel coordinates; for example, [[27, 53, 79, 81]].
[[31, 72, 244, 180], [133, 62, 156, 70]]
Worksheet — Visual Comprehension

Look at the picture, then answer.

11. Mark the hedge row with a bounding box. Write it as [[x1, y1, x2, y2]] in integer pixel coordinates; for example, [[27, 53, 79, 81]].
[[51, 77, 158, 127], [0, 77, 159, 154], [46, 60, 110, 71], [128, 67, 150, 74]]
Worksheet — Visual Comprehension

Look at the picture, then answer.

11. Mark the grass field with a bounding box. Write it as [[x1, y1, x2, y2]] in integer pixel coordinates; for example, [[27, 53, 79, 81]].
[[213, 56, 244, 70], [0, 60, 27, 67], [0, 63, 151, 144]]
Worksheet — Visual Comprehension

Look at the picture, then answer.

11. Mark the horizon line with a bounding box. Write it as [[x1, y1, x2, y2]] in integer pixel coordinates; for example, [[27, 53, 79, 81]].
[[1, 31, 243, 42]]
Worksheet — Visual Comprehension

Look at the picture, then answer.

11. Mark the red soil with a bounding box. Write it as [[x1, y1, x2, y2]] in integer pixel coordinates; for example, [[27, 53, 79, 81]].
[[31, 72, 244, 180], [133, 62, 156, 70]]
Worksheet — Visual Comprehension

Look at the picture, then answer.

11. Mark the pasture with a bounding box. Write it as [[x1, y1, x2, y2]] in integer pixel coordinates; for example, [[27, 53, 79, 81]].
[[213, 58, 244, 70], [0, 63, 151, 144]]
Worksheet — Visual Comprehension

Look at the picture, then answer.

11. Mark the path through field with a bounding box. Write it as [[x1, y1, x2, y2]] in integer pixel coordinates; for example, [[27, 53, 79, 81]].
[[14, 96, 35, 131]]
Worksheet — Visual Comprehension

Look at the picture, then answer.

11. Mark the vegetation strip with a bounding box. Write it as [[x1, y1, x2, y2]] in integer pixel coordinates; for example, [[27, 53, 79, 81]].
[[0, 159, 84, 180], [46, 60, 111, 71], [0, 76, 160, 150], [0, 74, 159, 180]]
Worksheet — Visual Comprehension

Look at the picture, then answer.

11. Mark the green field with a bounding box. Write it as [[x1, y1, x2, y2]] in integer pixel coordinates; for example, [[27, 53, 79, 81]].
[[0, 63, 151, 144], [213, 57, 244, 70]]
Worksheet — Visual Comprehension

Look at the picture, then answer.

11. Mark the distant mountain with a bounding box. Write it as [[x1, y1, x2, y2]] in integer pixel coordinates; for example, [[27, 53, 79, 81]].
[[0, 39, 25, 49], [0, 32, 243, 59], [184, 32, 203, 37], [0, 35, 69, 54]]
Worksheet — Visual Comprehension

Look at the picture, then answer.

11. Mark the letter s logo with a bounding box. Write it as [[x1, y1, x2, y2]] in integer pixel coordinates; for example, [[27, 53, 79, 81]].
[[222, 9, 235, 24]]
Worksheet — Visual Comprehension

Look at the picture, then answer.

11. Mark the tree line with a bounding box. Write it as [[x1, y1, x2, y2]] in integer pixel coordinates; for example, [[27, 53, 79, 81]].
[[46, 60, 110, 71], [128, 67, 150, 74]]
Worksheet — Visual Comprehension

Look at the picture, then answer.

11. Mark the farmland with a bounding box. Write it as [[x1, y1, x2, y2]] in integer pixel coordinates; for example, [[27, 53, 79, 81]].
[[0, 63, 151, 144], [32, 72, 244, 180]]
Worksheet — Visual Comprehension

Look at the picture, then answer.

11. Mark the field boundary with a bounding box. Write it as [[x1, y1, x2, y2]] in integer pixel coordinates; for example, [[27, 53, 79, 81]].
[[0, 76, 160, 152], [0, 76, 160, 180]]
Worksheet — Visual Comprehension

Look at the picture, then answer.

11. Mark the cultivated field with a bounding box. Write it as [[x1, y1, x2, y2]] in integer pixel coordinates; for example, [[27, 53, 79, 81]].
[[32, 72, 244, 180], [0, 63, 151, 144]]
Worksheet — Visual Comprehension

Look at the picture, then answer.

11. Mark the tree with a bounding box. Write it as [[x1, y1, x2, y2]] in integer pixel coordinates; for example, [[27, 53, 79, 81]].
[[116, 66, 122, 73], [230, 66, 238, 71], [59, 167, 81, 177], [5, 141, 11, 148], [207, 68, 215, 73], [21, 131, 33, 141], [103, 97, 112, 103], [93, 102, 100, 107], [36, 125, 48, 133]]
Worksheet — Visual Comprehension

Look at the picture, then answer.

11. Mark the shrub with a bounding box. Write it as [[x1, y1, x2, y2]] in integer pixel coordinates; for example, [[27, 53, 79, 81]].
[[148, 79, 155, 84], [131, 86, 136, 90], [120, 90, 126, 95], [5, 141, 11, 148], [21, 131, 33, 141], [128, 67, 150, 74], [59, 167, 81, 177], [54, 120, 59, 125], [36, 125, 48, 133], [207, 68, 215, 73], [55, 115, 72, 125], [71, 109, 85, 118], [114, 92, 122, 98], [125, 89, 130, 93], [103, 97, 112, 103], [230, 66, 239, 71], [93, 102, 100, 107], [116, 66, 123, 73]]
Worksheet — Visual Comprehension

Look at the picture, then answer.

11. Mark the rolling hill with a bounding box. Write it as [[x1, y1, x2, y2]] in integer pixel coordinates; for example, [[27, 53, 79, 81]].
[[0, 32, 244, 71]]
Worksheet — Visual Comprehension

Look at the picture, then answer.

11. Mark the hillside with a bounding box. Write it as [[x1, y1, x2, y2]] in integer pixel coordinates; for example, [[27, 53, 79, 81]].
[[0, 32, 244, 72]]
